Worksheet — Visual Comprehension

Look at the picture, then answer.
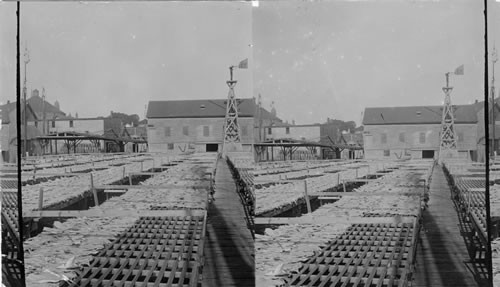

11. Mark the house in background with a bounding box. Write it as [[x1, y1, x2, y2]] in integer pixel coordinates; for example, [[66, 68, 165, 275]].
[[0, 102, 41, 163], [28, 89, 65, 120], [362, 104, 481, 160], [146, 98, 280, 153], [340, 131, 364, 159], [263, 123, 321, 142], [37, 117, 124, 153], [123, 124, 148, 153]]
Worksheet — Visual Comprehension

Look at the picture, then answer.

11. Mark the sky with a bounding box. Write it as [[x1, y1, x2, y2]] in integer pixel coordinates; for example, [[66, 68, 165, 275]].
[[0, 2, 252, 119], [253, 0, 489, 125], [1, 1, 499, 126]]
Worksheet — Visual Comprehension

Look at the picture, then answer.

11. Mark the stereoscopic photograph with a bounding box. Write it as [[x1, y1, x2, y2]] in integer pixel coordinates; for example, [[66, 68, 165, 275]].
[[1, 1, 500, 287]]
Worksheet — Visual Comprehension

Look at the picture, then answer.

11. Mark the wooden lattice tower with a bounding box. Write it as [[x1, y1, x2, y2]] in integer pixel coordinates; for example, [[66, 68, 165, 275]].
[[438, 72, 459, 164], [223, 66, 243, 154]]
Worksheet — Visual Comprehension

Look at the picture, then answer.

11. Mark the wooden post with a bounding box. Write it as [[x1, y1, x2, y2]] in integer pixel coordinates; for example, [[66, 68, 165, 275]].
[[210, 172, 213, 192], [356, 167, 359, 178], [38, 187, 44, 210], [141, 161, 143, 172], [129, 174, 133, 186], [33, 165, 37, 181], [304, 180, 312, 214], [122, 166, 126, 179], [91, 173, 99, 206], [337, 173, 340, 186], [343, 180, 346, 193]]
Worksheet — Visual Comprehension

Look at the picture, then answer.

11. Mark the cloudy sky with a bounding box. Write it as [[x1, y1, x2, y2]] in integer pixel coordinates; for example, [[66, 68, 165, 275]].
[[1, 1, 499, 126], [1, 2, 252, 119], [254, 0, 489, 125]]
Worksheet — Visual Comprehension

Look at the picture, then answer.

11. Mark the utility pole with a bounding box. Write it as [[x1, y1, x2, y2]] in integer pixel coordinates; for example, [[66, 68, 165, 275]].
[[42, 87, 46, 135], [491, 46, 498, 158], [258, 94, 262, 142], [42, 87, 47, 155], [23, 44, 30, 158]]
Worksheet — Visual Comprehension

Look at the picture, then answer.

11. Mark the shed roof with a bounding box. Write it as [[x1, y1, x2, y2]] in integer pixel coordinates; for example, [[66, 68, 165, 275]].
[[363, 104, 479, 125]]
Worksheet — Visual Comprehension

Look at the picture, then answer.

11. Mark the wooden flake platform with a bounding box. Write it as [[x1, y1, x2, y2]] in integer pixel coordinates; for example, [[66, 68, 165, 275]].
[[70, 215, 206, 287], [286, 223, 417, 287]]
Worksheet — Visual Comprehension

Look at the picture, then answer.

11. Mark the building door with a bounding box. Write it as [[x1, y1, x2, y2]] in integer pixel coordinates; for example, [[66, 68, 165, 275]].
[[206, 144, 218, 152], [422, 150, 434, 159]]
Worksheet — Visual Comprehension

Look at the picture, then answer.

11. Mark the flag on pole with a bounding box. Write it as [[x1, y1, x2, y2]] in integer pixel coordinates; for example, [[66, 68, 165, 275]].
[[238, 58, 248, 69], [454, 64, 464, 75]]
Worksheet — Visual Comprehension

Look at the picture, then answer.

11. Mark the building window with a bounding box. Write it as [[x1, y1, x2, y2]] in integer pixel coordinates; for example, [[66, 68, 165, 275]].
[[381, 133, 387, 144], [164, 127, 171, 137], [384, 149, 390, 157], [69, 120, 74, 128], [52, 121, 55, 128], [419, 132, 426, 144], [399, 132, 405, 143], [34, 121, 38, 128], [241, 126, 248, 136], [286, 127, 290, 134], [183, 126, 189, 136], [268, 128, 272, 135], [458, 132, 464, 142], [167, 143, 174, 150], [203, 126, 209, 137]]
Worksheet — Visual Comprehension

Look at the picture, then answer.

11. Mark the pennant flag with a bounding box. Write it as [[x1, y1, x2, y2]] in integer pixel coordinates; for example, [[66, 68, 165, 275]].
[[454, 64, 464, 75], [238, 58, 248, 69]]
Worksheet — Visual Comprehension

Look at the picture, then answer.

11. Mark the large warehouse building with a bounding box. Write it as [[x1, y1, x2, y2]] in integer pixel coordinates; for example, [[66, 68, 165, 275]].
[[362, 103, 482, 160], [146, 98, 280, 153]]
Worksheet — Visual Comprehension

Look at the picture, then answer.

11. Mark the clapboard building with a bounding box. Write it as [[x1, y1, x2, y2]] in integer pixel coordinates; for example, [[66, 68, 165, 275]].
[[146, 98, 280, 153], [362, 104, 481, 160]]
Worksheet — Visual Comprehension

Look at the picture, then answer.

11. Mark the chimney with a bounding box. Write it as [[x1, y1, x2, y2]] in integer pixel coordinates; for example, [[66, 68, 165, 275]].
[[31, 89, 39, 98], [271, 101, 277, 117]]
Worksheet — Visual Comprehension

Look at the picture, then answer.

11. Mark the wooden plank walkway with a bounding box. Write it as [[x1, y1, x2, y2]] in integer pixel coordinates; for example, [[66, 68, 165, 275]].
[[202, 158, 254, 287], [413, 166, 480, 287]]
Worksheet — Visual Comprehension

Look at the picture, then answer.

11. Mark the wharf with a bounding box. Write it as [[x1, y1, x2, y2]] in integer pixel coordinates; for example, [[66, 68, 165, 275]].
[[413, 166, 483, 287], [202, 159, 254, 287]]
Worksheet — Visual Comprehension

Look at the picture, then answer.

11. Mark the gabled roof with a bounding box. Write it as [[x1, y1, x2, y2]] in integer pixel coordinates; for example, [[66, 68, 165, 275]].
[[28, 95, 65, 116], [146, 98, 280, 121], [2, 95, 65, 124], [1, 102, 38, 124], [0, 102, 16, 123], [363, 104, 478, 125]]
